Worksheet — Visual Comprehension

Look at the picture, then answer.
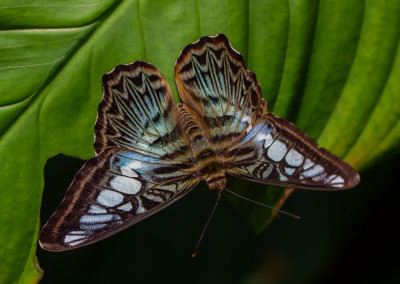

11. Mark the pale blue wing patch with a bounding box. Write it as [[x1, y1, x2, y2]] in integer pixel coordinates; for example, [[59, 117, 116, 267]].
[[175, 34, 263, 151], [225, 113, 359, 190], [39, 148, 199, 251], [95, 61, 191, 161]]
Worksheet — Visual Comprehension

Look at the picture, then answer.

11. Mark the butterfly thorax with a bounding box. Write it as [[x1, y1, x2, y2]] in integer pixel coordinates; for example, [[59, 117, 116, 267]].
[[178, 104, 226, 192]]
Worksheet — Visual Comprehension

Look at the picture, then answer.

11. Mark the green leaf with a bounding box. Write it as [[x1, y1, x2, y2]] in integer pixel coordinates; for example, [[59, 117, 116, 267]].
[[317, 1, 400, 158], [1, 0, 400, 282]]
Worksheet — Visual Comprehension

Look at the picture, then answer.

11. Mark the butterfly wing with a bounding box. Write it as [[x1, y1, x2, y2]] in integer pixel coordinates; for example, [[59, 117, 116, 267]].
[[40, 62, 198, 251], [225, 113, 360, 190], [95, 61, 190, 161], [175, 34, 266, 151], [39, 148, 199, 251]]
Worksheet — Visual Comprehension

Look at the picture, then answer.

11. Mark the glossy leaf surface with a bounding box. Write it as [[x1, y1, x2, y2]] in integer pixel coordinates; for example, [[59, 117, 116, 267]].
[[1, 0, 399, 282]]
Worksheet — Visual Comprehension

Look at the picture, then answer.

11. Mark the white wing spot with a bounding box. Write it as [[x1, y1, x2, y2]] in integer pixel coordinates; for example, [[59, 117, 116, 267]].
[[118, 202, 133, 212], [97, 189, 124, 207], [64, 234, 85, 244], [263, 134, 274, 148], [136, 198, 145, 214], [120, 165, 139, 177], [278, 169, 288, 181], [262, 164, 274, 178], [68, 231, 85, 235], [136, 207, 145, 214], [126, 161, 142, 170], [330, 176, 345, 187], [255, 132, 274, 148], [312, 172, 327, 182], [302, 164, 325, 178], [245, 123, 254, 134], [242, 114, 252, 125], [331, 176, 344, 184], [80, 214, 116, 224], [326, 174, 337, 183], [110, 176, 141, 195], [255, 133, 267, 142], [284, 167, 295, 175], [88, 205, 108, 214], [285, 149, 304, 167], [68, 239, 86, 246], [80, 223, 107, 230], [267, 140, 288, 162], [303, 159, 315, 170]]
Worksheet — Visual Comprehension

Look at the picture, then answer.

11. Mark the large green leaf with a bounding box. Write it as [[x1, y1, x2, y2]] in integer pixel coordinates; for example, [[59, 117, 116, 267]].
[[1, 0, 399, 282]]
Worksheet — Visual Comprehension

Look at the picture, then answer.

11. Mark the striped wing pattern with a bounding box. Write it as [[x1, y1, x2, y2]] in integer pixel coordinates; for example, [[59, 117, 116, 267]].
[[95, 61, 190, 161], [225, 113, 359, 190], [40, 61, 198, 251], [40, 34, 359, 252], [175, 34, 264, 151], [40, 148, 198, 251]]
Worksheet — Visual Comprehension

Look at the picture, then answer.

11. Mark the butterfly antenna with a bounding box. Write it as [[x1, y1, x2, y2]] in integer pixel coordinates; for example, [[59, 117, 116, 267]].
[[224, 188, 300, 220], [192, 191, 222, 258]]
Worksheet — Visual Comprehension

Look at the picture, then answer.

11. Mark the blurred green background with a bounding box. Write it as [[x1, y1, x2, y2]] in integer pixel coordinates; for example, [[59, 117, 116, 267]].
[[1, 0, 400, 283]]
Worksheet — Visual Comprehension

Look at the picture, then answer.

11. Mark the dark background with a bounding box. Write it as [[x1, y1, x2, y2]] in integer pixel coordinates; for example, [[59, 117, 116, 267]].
[[37, 153, 399, 284]]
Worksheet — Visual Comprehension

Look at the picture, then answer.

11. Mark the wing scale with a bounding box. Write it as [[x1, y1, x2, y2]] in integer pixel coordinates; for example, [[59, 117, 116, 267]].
[[175, 34, 264, 151], [40, 148, 199, 251], [39, 34, 360, 252], [40, 61, 198, 251], [225, 113, 359, 190], [95, 61, 190, 161]]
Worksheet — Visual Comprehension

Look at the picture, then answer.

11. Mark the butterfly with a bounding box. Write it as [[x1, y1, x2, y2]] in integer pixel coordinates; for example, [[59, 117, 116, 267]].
[[39, 34, 360, 251]]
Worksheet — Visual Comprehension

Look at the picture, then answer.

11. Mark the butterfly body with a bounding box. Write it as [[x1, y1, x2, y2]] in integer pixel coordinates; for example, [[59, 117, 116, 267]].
[[39, 34, 359, 251], [177, 104, 227, 191]]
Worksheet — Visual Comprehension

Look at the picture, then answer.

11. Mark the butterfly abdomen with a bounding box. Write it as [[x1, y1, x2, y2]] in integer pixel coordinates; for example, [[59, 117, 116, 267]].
[[195, 147, 226, 192]]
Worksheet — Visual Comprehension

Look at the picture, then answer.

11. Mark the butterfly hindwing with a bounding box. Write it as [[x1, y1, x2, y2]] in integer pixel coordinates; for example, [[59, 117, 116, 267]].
[[95, 61, 190, 161], [39, 148, 199, 251], [225, 113, 360, 190], [39, 34, 360, 252], [175, 34, 264, 151]]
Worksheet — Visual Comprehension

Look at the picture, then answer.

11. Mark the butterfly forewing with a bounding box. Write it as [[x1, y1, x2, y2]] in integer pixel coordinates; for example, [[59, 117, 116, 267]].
[[175, 34, 265, 151], [40, 34, 360, 252], [95, 61, 190, 161], [225, 113, 359, 190], [40, 61, 199, 251], [39, 148, 199, 251]]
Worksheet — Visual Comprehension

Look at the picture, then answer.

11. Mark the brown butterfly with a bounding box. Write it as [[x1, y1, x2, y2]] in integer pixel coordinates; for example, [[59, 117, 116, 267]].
[[39, 34, 359, 252]]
